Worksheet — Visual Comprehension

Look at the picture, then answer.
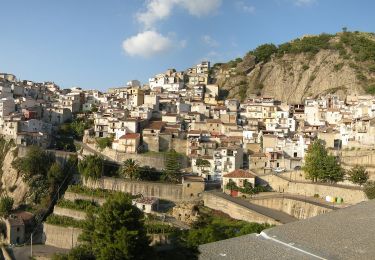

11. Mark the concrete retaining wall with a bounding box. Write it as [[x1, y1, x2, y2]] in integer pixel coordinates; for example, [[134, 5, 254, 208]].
[[260, 175, 367, 205], [53, 206, 87, 221], [63, 191, 107, 206], [203, 193, 280, 225], [43, 223, 82, 249], [83, 177, 186, 202], [83, 142, 189, 170], [250, 197, 332, 219]]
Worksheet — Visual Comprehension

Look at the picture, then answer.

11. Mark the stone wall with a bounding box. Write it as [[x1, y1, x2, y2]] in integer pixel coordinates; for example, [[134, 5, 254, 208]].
[[43, 223, 82, 249], [260, 174, 367, 205], [83, 177, 202, 202], [63, 191, 107, 206], [202, 192, 280, 225], [53, 206, 87, 220], [83, 142, 189, 170], [250, 197, 332, 219]]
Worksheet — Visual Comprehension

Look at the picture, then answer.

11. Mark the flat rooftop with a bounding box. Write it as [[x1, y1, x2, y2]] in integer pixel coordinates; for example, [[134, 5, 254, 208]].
[[199, 199, 375, 260]]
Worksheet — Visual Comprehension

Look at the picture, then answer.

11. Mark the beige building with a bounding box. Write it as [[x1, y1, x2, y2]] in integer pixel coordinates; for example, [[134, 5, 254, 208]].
[[112, 133, 140, 153], [222, 169, 256, 196]]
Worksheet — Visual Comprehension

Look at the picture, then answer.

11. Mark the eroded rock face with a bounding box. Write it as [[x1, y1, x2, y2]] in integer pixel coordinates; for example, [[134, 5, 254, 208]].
[[1, 147, 29, 206], [172, 202, 199, 224], [217, 49, 372, 103]]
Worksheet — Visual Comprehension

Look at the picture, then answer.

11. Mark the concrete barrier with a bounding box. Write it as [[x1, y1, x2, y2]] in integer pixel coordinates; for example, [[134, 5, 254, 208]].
[[250, 197, 332, 219], [260, 174, 367, 205], [203, 193, 280, 225], [43, 223, 82, 249]]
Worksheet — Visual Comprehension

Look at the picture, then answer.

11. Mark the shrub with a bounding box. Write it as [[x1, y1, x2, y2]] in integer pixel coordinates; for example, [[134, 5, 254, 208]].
[[302, 64, 309, 71], [46, 214, 85, 228], [0, 196, 14, 217], [333, 63, 344, 71], [364, 181, 375, 199]]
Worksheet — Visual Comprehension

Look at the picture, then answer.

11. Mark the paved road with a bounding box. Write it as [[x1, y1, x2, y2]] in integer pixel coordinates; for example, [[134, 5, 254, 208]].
[[208, 191, 298, 224], [11, 245, 69, 260]]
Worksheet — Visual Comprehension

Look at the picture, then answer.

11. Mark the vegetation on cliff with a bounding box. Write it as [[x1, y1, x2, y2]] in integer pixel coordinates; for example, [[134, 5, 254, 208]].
[[213, 30, 375, 102]]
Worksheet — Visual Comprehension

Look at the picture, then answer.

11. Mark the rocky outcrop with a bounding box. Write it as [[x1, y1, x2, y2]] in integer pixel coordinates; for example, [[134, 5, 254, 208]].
[[215, 33, 375, 103], [1, 146, 29, 206]]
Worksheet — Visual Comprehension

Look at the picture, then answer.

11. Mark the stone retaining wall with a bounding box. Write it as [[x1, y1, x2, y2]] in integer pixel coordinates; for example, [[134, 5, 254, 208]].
[[203, 193, 280, 225], [260, 175, 367, 204], [43, 223, 82, 249], [63, 191, 107, 206], [250, 197, 332, 219], [53, 206, 87, 220]]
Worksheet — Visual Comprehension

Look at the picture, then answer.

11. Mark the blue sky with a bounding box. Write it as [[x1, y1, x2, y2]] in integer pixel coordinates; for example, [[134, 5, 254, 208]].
[[0, 0, 374, 90]]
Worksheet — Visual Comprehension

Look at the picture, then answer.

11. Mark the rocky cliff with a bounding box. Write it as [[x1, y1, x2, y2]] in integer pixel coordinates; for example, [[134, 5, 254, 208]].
[[213, 31, 375, 103], [0, 140, 29, 206]]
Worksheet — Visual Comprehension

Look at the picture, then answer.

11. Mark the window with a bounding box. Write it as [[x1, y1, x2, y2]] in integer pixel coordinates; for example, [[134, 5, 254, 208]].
[[187, 183, 190, 188]]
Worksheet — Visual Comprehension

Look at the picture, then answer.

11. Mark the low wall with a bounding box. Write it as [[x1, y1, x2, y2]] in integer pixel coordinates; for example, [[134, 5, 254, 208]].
[[63, 191, 107, 206], [53, 206, 87, 220], [260, 175, 367, 205], [43, 223, 82, 249], [83, 142, 189, 170], [83, 177, 186, 202], [250, 197, 332, 219], [203, 193, 280, 225]]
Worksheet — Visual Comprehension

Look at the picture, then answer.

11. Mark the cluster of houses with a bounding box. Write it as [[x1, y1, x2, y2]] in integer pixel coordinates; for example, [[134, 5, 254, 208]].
[[2, 62, 375, 184]]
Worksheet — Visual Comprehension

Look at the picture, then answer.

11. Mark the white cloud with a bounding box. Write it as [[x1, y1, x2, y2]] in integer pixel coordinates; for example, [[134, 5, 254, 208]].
[[137, 0, 222, 29], [136, 0, 175, 29], [122, 30, 173, 58], [202, 35, 219, 47], [293, 0, 316, 6], [180, 0, 222, 16], [236, 1, 255, 13]]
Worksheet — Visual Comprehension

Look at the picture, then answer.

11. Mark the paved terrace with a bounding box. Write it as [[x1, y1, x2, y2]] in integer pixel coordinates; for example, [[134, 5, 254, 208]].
[[199, 200, 375, 260]]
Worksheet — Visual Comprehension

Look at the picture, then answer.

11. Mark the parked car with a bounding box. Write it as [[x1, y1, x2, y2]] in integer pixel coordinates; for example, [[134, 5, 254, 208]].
[[273, 167, 285, 173]]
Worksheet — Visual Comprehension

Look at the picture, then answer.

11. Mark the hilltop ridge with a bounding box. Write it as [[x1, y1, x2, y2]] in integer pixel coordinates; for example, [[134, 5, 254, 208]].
[[212, 31, 375, 103]]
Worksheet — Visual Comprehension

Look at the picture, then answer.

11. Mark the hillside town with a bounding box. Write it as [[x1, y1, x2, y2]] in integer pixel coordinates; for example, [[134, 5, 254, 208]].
[[1, 61, 375, 259], [1, 62, 375, 181]]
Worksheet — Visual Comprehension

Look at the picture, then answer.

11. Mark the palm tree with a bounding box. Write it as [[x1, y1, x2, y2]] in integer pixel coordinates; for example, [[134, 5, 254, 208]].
[[120, 159, 139, 180]]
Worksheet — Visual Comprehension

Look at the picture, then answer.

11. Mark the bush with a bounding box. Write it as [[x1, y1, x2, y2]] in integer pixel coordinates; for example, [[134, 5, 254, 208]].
[[95, 137, 113, 151], [56, 199, 100, 213], [46, 214, 85, 228], [0, 196, 14, 217], [67, 185, 115, 198], [302, 64, 309, 71], [365, 85, 375, 95], [364, 181, 375, 199], [78, 155, 104, 180], [333, 63, 344, 71], [313, 194, 319, 198]]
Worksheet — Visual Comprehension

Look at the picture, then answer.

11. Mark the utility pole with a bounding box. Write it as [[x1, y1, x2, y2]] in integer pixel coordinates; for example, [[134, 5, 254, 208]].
[[30, 233, 33, 258]]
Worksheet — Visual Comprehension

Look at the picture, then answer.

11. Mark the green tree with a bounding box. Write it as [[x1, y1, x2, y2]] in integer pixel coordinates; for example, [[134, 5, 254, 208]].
[[348, 165, 369, 185], [364, 181, 375, 199], [0, 196, 14, 217], [95, 137, 113, 151], [250, 43, 278, 63], [78, 155, 103, 180], [47, 162, 65, 193], [303, 140, 328, 182], [120, 159, 140, 180], [320, 155, 344, 183], [163, 150, 182, 183], [79, 193, 152, 260], [12, 146, 55, 182]]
